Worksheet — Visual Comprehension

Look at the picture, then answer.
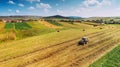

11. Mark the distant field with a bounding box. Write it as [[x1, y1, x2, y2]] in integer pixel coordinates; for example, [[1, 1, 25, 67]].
[[2, 21, 64, 41], [58, 22, 80, 28], [25, 21, 67, 38], [15, 22, 32, 30], [89, 45, 120, 67], [39, 20, 62, 28], [4, 23, 14, 29], [75, 22, 94, 29], [27, 21, 48, 29], [83, 22, 100, 26], [4, 22, 32, 30], [1, 21, 107, 42], [58, 22, 95, 29], [47, 20, 63, 26]]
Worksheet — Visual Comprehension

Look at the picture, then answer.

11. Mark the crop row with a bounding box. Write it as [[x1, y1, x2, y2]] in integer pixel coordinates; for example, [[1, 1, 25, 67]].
[[4, 22, 32, 30]]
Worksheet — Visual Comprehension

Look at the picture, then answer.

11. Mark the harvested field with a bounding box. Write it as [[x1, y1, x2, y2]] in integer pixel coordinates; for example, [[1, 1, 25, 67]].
[[0, 27, 119, 67]]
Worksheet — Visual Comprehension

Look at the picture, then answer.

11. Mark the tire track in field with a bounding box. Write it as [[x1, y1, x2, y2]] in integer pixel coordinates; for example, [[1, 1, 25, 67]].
[[22, 29, 119, 67], [61, 32, 120, 67], [59, 37, 114, 67], [68, 38, 120, 67], [63, 31, 120, 67], [0, 29, 108, 63], [83, 37, 120, 67]]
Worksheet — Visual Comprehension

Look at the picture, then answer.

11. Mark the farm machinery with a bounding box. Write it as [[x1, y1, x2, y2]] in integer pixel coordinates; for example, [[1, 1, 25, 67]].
[[78, 37, 88, 45]]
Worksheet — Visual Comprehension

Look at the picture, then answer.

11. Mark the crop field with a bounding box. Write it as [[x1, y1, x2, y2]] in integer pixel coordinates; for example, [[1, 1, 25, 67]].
[[83, 22, 100, 26], [23, 28, 120, 67], [46, 20, 63, 26], [0, 20, 120, 67], [25, 21, 66, 38], [0, 23, 119, 67], [4, 23, 14, 29], [27, 21, 49, 29], [0, 27, 100, 66], [0, 22, 16, 43], [4, 22, 31, 30], [1, 0, 120, 66], [89, 45, 120, 67], [1, 21, 65, 41], [2, 22, 32, 40], [15, 23, 32, 30], [59, 22, 94, 29]]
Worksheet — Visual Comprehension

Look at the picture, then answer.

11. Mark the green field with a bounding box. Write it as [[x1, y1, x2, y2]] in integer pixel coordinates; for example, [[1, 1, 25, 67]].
[[46, 20, 63, 26], [2, 21, 67, 41], [15, 22, 32, 30], [89, 45, 120, 67], [4, 22, 32, 30], [25, 21, 68, 37], [4, 23, 14, 29]]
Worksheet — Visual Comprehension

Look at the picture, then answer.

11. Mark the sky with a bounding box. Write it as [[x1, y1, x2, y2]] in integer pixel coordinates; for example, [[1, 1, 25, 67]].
[[0, 0, 120, 17]]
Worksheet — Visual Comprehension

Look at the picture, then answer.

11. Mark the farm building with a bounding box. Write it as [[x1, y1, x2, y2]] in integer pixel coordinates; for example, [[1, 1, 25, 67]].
[[2, 19, 25, 23], [2, 18, 40, 23]]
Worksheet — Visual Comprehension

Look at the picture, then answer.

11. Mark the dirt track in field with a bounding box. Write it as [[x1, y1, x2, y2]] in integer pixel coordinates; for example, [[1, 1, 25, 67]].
[[0, 28, 120, 67]]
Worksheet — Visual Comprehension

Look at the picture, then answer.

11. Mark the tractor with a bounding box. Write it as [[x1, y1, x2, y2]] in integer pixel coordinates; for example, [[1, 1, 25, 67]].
[[78, 37, 88, 45]]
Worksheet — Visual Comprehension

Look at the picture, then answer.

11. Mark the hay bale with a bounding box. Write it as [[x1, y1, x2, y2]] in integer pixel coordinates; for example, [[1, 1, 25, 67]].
[[83, 29, 85, 31], [100, 28, 103, 29], [57, 30, 60, 32]]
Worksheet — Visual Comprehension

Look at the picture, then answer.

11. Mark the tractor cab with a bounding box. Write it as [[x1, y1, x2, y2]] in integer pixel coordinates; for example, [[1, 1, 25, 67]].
[[78, 37, 88, 45]]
